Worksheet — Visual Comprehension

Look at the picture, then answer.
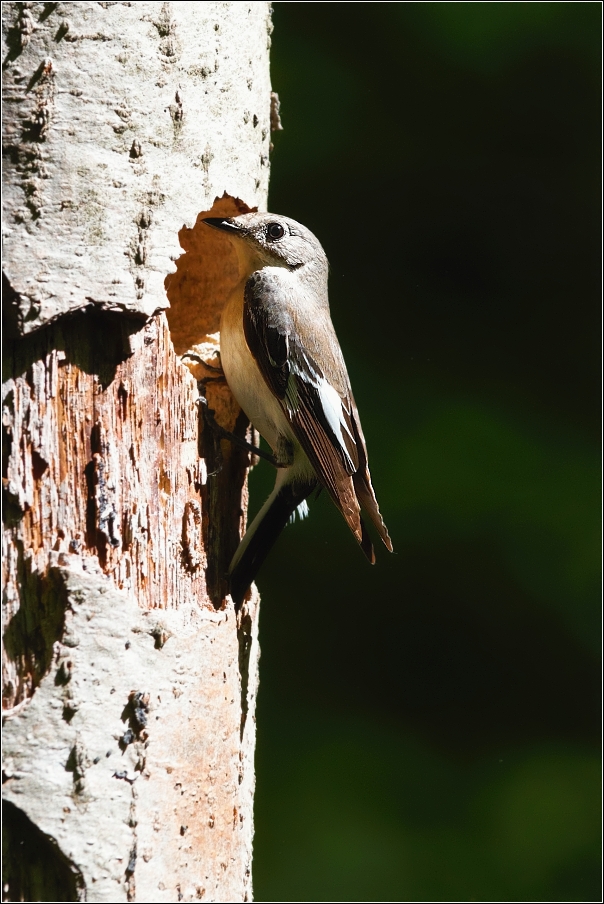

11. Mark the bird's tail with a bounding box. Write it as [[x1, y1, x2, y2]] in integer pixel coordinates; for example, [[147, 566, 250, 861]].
[[353, 469, 393, 553], [229, 470, 317, 608]]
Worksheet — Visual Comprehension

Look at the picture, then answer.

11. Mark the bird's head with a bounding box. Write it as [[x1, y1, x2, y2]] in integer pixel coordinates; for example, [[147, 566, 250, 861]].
[[203, 212, 328, 278]]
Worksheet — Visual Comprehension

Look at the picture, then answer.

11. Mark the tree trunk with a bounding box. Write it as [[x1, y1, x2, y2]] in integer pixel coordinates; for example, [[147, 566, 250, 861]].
[[2, 3, 274, 901]]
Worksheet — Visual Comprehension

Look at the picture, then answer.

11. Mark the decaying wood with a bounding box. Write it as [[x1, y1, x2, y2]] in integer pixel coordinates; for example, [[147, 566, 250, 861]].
[[2, 2, 276, 900]]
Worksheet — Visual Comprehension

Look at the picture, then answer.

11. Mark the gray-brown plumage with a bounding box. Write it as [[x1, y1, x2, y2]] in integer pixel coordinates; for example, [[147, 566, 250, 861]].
[[204, 213, 392, 605]]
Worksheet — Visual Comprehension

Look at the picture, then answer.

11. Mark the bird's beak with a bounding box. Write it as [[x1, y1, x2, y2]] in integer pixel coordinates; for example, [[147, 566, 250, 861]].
[[202, 217, 243, 235]]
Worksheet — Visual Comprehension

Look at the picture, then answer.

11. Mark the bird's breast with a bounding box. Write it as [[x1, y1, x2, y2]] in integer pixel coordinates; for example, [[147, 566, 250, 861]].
[[220, 282, 287, 451]]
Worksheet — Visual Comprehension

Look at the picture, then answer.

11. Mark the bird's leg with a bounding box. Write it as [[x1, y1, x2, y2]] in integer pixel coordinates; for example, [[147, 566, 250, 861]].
[[182, 351, 225, 376], [198, 394, 278, 467]]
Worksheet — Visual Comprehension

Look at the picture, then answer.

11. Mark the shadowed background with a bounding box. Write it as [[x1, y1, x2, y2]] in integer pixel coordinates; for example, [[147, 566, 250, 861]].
[[250, 4, 601, 901]]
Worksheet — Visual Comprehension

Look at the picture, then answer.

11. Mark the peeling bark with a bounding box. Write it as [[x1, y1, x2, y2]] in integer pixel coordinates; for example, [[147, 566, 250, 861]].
[[2, 2, 275, 900]]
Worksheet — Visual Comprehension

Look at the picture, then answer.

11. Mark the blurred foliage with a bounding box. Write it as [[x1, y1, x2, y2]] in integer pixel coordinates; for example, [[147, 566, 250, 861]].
[[391, 396, 600, 649], [255, 715, 599, 903], [251, 3, 601, 902]]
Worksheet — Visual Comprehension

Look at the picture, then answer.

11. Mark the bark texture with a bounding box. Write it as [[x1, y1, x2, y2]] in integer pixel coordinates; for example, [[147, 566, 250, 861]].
[[2, 2, 274, 901]]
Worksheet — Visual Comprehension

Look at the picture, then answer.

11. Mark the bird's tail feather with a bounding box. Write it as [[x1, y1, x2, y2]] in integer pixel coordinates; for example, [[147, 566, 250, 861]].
[[229, 470, 317, 608], [353, 470, 393, 553]]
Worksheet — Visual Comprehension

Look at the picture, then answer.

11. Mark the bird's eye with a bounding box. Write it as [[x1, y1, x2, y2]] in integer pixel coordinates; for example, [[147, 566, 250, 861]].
[[267, 222, 285, 240]]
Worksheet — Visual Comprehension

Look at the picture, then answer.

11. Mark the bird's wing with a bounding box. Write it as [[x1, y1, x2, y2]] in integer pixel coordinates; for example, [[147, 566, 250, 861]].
[[243, 270, 392, 558]]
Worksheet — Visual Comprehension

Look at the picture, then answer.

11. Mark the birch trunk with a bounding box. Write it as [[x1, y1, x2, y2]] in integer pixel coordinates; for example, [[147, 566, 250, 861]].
[[2, 3, 275, 901]]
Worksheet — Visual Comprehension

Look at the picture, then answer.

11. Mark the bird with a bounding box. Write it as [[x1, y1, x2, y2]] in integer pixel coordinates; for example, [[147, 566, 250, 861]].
[[203, 212, 392, 606]]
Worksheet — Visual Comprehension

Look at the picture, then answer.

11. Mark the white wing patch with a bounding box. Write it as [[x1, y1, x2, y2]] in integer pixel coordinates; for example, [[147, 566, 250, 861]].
[[282, 356, 356, 473], [284, 355, 356, 472], [316, 378, 356, 470]]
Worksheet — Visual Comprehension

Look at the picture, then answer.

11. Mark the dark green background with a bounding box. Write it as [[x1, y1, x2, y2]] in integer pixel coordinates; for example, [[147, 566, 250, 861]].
[[250, 3, 601, 901]]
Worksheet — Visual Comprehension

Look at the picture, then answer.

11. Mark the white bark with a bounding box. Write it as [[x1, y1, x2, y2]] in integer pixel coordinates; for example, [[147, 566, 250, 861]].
[[3, 0, 272, 332], [3, 566, 259, 903], [2, 2, 274, 901]]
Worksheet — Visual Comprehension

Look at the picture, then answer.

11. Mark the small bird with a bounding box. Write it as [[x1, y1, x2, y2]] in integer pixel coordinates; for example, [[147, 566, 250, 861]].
[[204, 213, 392, 606]]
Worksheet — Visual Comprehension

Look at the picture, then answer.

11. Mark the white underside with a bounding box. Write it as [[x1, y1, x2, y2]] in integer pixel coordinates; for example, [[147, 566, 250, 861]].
[[220, 289, 315, 483]]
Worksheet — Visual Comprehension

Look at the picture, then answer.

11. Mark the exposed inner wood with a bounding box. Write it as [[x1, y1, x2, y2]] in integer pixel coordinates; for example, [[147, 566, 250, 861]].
[[4, 310, 254, 709]]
